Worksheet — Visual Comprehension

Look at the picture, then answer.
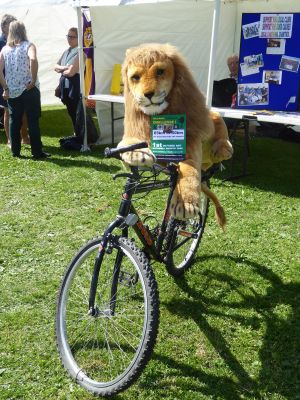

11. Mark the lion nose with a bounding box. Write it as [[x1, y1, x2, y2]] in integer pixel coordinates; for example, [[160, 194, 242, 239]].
[[144, 92, 154, 100]]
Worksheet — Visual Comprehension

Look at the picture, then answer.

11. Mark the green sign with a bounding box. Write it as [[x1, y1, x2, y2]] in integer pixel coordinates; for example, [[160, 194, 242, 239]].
[[151, 114, 186, 162]]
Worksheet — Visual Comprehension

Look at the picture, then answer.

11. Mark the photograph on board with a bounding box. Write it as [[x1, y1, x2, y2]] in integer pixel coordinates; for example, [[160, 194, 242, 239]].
[[263, 70, 282, 85], [279, 55, 300, 73], [238, 83, 269, 106], [266, 38, 286, 54], [244, 53, 264, 69], [242, 21, 260, 39]]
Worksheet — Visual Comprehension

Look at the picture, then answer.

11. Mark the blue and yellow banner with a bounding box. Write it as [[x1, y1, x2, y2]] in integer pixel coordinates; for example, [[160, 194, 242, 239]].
[[82, 8, 95, 108]]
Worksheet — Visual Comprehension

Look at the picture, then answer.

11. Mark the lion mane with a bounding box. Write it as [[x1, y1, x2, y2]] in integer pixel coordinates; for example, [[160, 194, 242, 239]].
[[119, 43, 233, 227]]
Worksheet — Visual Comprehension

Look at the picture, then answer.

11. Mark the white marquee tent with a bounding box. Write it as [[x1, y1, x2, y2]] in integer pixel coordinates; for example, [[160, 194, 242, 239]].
[[1, 1, 299, 143], [71, 0, 300, 144]]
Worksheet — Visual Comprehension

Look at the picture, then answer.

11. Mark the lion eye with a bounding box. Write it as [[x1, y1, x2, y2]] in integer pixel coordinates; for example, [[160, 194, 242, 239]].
[[156, 69, 164, 77], [131, 74, 140, 82]]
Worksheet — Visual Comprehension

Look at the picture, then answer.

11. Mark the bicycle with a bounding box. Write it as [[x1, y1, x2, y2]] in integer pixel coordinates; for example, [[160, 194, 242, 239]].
[[56, 142, 219, 397]]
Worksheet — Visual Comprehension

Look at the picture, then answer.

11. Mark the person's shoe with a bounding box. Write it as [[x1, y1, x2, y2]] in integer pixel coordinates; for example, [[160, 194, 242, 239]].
[[12, 153, 21, 158], [32, 152, 51, 160]]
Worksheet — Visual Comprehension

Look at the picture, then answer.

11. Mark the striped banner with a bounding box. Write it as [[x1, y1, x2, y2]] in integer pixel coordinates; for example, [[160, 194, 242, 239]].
[[82, 8, 95, 108]]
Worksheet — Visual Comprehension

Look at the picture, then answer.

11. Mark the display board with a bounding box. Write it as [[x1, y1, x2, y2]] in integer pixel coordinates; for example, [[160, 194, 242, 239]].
[[237, 13, 300, 111]]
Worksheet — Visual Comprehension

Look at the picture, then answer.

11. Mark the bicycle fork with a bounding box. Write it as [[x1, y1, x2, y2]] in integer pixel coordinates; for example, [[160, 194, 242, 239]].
[[88, 218, 125, 317], [88, 176, 136, 317]]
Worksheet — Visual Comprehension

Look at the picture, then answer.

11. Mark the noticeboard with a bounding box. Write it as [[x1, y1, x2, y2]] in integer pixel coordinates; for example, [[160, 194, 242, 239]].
[[237, 13, 300, 111]]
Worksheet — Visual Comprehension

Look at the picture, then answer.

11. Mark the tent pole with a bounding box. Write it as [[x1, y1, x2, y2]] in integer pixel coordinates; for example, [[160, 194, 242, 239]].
[[76, 5, 89, 152], [206, 0, 221, 108]]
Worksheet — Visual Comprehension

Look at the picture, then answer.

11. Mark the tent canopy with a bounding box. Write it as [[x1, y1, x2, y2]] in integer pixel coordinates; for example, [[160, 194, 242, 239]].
[[73, 0, 300, 93], [2, 0, 298, 124], [71, 0, 299, 143]]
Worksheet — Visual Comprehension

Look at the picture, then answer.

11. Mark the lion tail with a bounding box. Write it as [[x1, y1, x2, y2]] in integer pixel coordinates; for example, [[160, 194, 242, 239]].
[[201, 183, 226, 230]]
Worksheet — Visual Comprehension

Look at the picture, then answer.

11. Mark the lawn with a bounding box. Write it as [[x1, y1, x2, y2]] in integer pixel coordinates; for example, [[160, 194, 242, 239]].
[[1, 106, 300, 400]]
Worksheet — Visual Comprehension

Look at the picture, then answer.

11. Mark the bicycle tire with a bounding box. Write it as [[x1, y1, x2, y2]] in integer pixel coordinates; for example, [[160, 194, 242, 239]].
[[165, 180, 210, 277], [56, 237, 159, 397]]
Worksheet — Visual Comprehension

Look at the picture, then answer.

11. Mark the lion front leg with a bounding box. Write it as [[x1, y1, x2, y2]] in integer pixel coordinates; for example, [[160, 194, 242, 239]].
[[170, 160, 201, 219], [118, 137, 156, 167]]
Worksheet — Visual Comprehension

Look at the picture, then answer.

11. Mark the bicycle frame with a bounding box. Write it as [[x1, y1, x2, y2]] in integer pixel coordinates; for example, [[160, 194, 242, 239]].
[[88, 163, 178, 315], [88, 159, 221, 315]]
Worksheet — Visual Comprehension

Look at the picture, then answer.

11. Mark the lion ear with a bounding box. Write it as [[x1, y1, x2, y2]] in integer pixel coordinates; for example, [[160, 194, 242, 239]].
[[125, 46, 135, 57], [123, 48, 133, 81]]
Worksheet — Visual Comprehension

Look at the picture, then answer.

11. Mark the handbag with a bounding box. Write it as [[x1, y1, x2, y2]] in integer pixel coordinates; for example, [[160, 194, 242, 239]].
[[54, 85, 61, 98]]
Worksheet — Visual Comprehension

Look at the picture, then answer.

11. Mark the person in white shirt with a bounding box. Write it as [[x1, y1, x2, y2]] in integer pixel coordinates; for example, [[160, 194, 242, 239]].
[[0, 20, 49, 158], [0, 14, 30, 147]]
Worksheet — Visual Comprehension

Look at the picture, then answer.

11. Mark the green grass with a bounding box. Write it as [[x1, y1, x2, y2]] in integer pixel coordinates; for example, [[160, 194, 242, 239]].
[[1, 106, 300, 399]]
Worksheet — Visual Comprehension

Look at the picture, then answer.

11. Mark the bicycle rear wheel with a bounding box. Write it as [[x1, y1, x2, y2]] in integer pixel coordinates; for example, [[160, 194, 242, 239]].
[[164, 180, 210, 277], [56, 237, 159, 397]]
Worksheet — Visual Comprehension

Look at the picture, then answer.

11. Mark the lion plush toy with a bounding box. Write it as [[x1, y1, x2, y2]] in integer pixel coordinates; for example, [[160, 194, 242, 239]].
[[118, 43, 233, 228]]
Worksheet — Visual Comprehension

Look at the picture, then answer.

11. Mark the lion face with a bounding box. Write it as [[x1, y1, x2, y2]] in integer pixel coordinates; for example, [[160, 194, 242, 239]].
[[126, 59, 175, 115]]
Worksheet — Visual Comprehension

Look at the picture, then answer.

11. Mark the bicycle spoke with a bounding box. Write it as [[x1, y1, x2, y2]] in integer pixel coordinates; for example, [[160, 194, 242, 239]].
[[57, 236, 159, 396]]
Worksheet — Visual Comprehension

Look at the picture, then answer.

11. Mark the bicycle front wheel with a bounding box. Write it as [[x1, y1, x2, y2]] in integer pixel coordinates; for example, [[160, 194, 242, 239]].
[[56, 237, 159, 397], [164, 180, 210, 277]]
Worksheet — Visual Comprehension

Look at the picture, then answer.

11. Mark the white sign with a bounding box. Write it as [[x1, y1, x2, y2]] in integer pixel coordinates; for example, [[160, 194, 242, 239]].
[[259, 14, 293, 39]]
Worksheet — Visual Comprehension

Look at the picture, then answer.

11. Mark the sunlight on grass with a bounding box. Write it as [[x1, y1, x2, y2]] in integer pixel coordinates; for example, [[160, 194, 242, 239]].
[[1, 107, 299, 399]]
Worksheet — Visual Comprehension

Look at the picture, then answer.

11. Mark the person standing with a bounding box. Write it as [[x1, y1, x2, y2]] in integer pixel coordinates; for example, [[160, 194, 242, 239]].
[[0, 14, 30, 147], [54, 27, 81, 135], [0, 21, 48, 159]]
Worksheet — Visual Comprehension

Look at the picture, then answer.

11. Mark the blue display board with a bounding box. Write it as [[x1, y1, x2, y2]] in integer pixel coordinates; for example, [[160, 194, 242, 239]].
[[237, 13, 300, 111]]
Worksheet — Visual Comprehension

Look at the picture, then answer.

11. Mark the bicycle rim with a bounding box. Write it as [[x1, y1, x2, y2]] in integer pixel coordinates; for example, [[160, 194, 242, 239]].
[[165, 181, 209, 275], [56, 237, 159, 396]]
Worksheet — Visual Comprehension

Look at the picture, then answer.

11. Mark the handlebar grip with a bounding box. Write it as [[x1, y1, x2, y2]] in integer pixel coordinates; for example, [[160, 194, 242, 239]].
[[104, 142, 148, 158]]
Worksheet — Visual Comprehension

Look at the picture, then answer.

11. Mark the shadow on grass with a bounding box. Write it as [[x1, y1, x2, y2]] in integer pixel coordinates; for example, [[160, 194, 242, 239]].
[[38, 144, 120, 173], [0, 137, 121, 173], [159, 254, 300, 399], [216, 136, 300, 198], [147, 353, 249, 400]]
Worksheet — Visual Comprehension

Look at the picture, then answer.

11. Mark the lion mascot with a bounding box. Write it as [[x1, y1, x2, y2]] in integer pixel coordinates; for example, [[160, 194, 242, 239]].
[[118, 43, 233, 228]]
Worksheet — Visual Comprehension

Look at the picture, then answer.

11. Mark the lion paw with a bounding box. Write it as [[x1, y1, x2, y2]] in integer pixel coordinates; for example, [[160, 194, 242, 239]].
[[170, 193, 200, 220], [120, 148, 156, 167], [211, 139, 233, 163]]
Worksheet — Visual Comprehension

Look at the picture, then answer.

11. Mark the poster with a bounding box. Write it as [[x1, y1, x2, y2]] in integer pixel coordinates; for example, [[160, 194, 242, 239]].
[[259, 14, 293, 39], [151, 114, 186, 162]]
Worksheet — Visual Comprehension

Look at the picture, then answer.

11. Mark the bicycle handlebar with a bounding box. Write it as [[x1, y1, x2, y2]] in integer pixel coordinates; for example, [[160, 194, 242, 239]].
[[104, 141, 220, 180], [104, 142, 148, 159]]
